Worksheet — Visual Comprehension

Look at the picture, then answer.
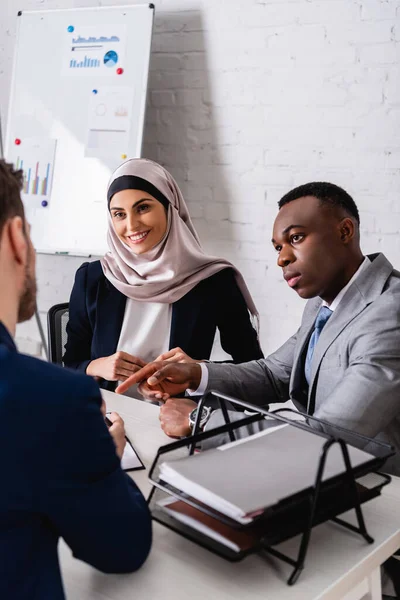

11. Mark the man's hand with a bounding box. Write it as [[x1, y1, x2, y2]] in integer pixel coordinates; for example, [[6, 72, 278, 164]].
[[115, 361, 202, 399], [86, 352, 147, 382], [159, 398, 197, 438], [100, 398, 106, 418], [154, 347, 199, 364], [107, 412, 126, 459]]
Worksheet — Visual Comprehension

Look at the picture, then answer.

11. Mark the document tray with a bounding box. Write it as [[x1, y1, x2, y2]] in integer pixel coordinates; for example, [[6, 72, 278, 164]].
[[147, 391, 394, 585]]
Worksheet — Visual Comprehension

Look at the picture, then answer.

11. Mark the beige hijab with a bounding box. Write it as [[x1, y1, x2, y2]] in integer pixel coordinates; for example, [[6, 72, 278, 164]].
[[101, 158, 259, 325]]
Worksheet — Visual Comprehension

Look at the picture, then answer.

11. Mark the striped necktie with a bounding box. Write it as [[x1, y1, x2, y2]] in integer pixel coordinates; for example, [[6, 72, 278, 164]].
[[305, 306, 333, 385]]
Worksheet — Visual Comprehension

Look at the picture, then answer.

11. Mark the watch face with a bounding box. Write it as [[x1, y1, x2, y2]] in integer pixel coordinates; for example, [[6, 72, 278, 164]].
[[189, 407, 211, 428], [189, 408, 198, 426]]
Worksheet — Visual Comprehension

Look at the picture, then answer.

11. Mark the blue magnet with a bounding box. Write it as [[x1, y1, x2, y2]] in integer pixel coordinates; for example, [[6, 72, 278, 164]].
[[67, 25, 74, 32], [92, 89, 98, 94], [41, 200, 48, 207]]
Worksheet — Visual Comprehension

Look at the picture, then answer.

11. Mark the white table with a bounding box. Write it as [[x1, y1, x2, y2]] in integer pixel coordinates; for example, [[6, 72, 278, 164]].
[[60, 390, 400, 600]]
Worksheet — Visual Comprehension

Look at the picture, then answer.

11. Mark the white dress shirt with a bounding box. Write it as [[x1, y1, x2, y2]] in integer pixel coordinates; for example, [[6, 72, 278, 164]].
[[117, 299, 172, 397]]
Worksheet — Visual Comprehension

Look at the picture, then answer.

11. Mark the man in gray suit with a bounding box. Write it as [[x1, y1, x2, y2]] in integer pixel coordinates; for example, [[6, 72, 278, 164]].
[[118, 181, 400, 595], [117, 182, 400, 477]]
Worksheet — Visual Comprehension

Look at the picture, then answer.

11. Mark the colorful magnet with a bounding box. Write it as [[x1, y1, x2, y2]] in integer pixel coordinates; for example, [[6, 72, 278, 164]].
[[67, 25, 74, 32], [41, 200, 48, 207], [15, 138, 21, 145], [92, 89, 98, 94], [121, 154, 127, 159], [116, 67, 124, 75]]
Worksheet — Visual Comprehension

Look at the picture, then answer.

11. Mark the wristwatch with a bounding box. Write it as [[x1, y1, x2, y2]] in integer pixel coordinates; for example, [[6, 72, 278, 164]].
[[189, 406, 213, 431]]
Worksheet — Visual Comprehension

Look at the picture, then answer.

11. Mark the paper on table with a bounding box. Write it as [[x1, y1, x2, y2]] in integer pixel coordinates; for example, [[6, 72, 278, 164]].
[[121, 437, 144, 471], [106, 413, 144, 472]]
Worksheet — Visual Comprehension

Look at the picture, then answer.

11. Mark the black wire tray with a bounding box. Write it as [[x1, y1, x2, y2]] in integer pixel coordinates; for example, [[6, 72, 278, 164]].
[[147, 391, 394, 584]]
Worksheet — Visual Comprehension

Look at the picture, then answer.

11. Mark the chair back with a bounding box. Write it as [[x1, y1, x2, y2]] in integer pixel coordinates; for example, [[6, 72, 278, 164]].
[[47, 303, 69, 365]]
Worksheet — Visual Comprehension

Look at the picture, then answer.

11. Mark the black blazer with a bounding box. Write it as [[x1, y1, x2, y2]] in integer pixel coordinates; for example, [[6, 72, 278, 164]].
[[63, 261, 263, 390]]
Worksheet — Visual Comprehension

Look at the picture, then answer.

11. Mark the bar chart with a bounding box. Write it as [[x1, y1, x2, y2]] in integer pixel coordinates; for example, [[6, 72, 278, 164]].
[[11, 138, 57, 208], [16, 157, 51, 196], [69, 57, 100, 69]]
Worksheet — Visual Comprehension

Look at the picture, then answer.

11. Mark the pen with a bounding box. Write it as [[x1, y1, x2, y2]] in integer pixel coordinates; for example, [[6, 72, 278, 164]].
[[105, 416, 113, 428]]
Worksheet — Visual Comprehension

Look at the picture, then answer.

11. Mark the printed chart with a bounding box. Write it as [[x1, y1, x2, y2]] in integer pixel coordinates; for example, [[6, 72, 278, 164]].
[[10, 138, 57, 209], [85, 86, 133, 158], [64, 26, 126, 76], [103, 50, 119, 68]]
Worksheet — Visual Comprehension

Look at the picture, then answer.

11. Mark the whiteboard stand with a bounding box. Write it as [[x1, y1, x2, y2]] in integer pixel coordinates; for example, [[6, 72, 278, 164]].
[[35, 309, 49, 360], [0, 109, 48, 359]]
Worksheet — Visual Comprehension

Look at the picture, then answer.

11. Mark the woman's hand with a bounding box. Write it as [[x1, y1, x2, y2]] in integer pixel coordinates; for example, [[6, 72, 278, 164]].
[[86, 352, 147, 381], [154, 347, 199, 364]]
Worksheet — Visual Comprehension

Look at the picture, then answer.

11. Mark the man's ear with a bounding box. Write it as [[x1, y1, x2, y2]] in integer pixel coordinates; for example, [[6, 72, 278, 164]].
[[338, 217, 356, 244], [7, 216, 28, 267]]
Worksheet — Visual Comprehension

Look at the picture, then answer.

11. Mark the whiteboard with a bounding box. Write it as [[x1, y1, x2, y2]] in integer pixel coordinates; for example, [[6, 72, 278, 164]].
[[5, 5, 154, 256]]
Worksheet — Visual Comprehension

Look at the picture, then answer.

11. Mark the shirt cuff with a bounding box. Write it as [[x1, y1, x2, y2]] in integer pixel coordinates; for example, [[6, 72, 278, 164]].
[[187, 362, 209, 396]]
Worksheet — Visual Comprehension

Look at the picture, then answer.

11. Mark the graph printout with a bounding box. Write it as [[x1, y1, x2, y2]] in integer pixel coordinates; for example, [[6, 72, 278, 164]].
[[64, 25, 127, 76], [86, 86, 133, 158], [10, 138, 57, 209]]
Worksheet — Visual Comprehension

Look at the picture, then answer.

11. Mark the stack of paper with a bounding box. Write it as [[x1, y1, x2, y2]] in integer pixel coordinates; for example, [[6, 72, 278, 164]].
[[158, 425, 375, 524], [157, 497, 258, 552]]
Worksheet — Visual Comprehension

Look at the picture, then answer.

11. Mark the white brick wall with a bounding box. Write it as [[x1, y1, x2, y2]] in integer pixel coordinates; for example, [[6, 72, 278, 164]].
[[0, 0, 399, 358]]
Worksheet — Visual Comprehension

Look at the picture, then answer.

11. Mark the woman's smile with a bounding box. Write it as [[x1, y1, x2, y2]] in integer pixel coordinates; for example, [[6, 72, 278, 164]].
[[126, 230, 150, 245]]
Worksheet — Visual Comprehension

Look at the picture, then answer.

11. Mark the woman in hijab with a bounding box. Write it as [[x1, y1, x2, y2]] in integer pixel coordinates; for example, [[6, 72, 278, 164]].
[[63, 159, 263, 394]]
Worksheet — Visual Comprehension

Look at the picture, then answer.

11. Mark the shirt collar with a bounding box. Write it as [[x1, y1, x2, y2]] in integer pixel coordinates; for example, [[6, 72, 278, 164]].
[[0, 321, 17, 352], [322, 256, 370, 312]]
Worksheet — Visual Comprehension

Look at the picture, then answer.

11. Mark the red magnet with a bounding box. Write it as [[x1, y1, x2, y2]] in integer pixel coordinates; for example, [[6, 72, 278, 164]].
[[15, 138, 21, 145], [116, 67, 124, 75]]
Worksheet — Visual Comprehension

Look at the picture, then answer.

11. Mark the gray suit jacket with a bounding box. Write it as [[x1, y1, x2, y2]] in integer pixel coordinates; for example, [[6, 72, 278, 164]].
[[205, 253, 400, 475]]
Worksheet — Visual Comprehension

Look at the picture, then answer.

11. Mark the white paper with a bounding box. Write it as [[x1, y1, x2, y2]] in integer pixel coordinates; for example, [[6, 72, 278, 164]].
[[85, 86, 133, 158], [63, 25, 127, 77], [106, 413, 143, 471], [217, 424, 288, 451], [121, 438, 143, 471], [9, 138, 57, 210], [159, 463, 252, 524]]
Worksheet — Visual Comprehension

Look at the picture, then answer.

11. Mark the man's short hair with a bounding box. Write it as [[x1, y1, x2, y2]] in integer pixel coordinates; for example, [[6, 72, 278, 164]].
[[278, 182, 360, 224], [0, 160, 25, 239]]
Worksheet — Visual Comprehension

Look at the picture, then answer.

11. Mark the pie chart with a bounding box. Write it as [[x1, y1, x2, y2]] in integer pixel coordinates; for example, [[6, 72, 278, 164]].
[[104, 50, 118, 67]]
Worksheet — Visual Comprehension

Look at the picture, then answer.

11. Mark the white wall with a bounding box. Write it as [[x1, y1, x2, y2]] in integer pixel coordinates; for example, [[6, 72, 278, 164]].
[[1, 0, 399, 357]]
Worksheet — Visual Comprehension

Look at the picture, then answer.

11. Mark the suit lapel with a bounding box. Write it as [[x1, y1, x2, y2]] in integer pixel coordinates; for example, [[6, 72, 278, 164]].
[[307, 253, 394, 404], [308, 285, 367, 390]]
